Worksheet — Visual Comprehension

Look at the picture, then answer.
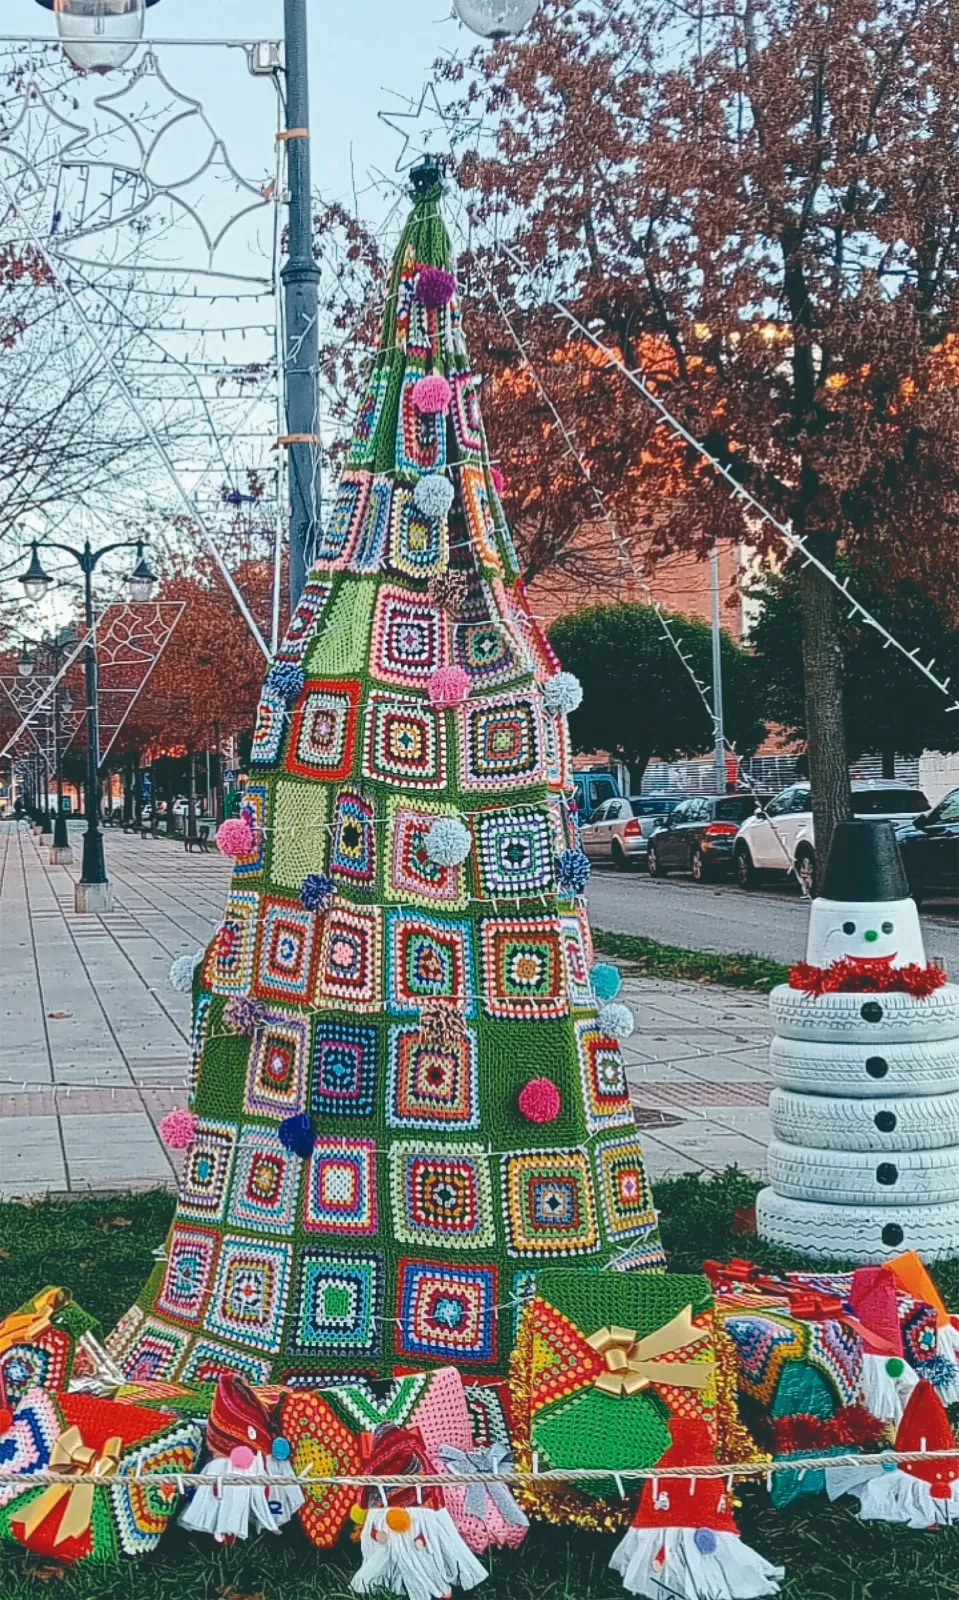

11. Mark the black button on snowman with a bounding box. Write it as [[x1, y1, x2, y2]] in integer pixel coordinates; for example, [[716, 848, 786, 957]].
[[757, 820, 959, 1262]]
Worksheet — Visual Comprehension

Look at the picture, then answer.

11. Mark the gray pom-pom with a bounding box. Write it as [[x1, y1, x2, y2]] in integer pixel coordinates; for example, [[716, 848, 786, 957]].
[[598, 1001, 635, 1041], [413, 474, 455, 520], [424, 816, 472, 867], [169, 950, 203, 993], [543, 671, 583, 716]]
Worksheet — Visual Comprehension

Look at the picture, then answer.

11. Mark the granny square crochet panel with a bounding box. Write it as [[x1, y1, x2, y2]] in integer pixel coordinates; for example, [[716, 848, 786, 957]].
[[112, 172, 662, 1381]]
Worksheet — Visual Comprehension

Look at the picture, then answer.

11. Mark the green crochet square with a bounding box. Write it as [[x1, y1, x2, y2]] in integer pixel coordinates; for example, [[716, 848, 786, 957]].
[[269, 777, 330, 894]]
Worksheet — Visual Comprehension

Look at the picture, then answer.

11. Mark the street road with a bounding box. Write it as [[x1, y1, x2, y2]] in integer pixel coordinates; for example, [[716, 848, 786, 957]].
[[586, 864, 959, 971]]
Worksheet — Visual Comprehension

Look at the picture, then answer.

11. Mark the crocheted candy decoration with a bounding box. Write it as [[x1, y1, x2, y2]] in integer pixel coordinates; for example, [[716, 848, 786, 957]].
[[216, 818, 255, 858], [416, 265, 457, 308], [223, 994, 268, 1035], [591, 963, 622, 1002], [418, 1002, 468, 1049], [413, 374, 452, 415], [428, 665, 471, 708], [264, 660, 305, 701], [428, 571, 469, 613], [168, 950, 203, 993], [424, 816, 472, 866], [413, 474, 455, 519], [518, 1078, 561, 1124], [556, 848, 590, 895], [300, 873, 336, 913], [598, 1001, 635, 1041], [159, 1109, 197, 1150], [542, 671, 583, 716]]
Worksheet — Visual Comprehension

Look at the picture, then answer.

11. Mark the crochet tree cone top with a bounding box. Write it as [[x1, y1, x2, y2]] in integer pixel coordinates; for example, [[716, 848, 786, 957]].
[[107, 163, 664, 1384]]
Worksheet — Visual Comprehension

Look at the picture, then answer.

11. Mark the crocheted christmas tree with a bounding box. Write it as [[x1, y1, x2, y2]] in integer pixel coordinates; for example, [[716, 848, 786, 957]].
[[108, 163, 664, 1385]]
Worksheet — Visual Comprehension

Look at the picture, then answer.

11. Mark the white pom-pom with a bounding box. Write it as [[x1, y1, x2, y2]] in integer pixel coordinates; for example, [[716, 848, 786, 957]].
[[413, 474, 455, 520], [543, 671, 583, 716], [169, 950, 203, 993], [599, 1001, 635, 1041], [424, 816, 473, 866]]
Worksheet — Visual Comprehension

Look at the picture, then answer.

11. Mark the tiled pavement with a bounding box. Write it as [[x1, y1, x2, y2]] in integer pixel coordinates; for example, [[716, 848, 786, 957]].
[[0, 821, 773, 1199]]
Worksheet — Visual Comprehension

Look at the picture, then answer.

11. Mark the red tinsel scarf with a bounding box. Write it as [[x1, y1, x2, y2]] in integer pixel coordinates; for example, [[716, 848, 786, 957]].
[[789, 957, 947, 997], [773, 1405, 887, 1455]]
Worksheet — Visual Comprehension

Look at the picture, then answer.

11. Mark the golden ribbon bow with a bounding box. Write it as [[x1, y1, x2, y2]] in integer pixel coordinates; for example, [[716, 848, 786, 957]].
[[0, 1288, 68, 1357], [586, 1305, 715, 1397], [14, 1426, 123, 1548]]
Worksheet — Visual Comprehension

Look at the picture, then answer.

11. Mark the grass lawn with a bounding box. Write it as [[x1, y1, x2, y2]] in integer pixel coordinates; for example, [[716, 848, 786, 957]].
[[1, 1172, 957, 1599], [591, 931, 790, 993]]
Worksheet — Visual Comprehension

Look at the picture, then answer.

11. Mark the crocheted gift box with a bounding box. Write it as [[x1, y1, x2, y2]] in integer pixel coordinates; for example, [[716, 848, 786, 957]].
[[510, 1271, 716, 1525], [0, 1289, 101, 1409], [0, 1386, 203, 1563]]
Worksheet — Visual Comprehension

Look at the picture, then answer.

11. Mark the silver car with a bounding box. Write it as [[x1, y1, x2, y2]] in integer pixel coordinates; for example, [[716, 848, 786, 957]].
[[580, 795, 684, 870]]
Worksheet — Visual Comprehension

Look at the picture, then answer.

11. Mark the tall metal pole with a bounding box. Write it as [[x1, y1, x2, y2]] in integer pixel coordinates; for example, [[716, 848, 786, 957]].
[[282, 0, 321, 609], [710, 546, 726, 794], [78, 543, 111, 909], [51, 670, 71, 861]]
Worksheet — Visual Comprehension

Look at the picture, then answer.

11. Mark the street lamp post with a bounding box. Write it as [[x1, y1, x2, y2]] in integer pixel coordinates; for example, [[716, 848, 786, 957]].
[[18, 538, 155, 912]]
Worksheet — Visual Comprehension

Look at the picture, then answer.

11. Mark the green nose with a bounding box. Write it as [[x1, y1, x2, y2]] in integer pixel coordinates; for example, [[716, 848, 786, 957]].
[[864, 929, 878, 943]]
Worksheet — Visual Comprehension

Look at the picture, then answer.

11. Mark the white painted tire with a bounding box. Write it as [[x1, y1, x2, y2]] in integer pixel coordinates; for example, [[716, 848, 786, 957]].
[[770, 1088, 959, 1151], [756, 1187, 959, 1263], [766, 1139, 959, 1205], [769, 1034, 959, 1098], [770, 983, 959, 1045]]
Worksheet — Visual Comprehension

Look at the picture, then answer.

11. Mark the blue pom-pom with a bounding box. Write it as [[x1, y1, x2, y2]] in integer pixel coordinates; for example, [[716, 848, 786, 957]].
[[556, 848, 591, 895], [265, 660, 305, 702], [300, 872, 336, 913], [279, 1113, 314, 1159], [271, 1436, 291, 1462], [693, 1527, 718, 1555], [591, 962, 622, 1002], [917, 1353, 957, 1393]]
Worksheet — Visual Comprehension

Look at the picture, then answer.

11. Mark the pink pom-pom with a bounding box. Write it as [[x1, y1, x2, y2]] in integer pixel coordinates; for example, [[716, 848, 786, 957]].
[[160, 1108, 198, 1150], [229, 1445, 256, 1470], [216, 818, 255, 857], [490, 466, 506, 496], [413, 374, 452, 415], [518, 1077, 561, 1124], [416, 266, 457, 309], [428, 665, 471, 708]]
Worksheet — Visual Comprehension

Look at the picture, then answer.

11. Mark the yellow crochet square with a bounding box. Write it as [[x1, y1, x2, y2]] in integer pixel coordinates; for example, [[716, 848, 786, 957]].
[[270, 779, 329, 893]]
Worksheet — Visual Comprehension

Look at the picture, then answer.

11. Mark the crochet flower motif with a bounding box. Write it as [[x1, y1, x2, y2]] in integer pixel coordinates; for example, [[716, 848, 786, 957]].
[[223, 995, 269, 1036]]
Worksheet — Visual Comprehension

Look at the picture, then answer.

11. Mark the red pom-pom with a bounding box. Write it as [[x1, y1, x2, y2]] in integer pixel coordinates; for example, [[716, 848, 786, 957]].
[[413, 374, 452, 415], [490, 466, 506, 496], [216, 818, 255, 857], [427, 665, 471, 708], [518, 1077, 561, 1123], [415, 266, 456, 308], [160, 1108, 197, 1150]]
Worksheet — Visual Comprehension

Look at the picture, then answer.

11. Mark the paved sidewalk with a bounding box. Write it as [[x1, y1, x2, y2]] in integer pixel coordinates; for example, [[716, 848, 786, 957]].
[[0, 821, 773, 1200]]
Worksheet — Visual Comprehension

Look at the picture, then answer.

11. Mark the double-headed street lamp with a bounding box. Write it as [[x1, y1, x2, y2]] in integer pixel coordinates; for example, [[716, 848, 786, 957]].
[[18, 537, 155, 911], [18, 629, 77, 862]]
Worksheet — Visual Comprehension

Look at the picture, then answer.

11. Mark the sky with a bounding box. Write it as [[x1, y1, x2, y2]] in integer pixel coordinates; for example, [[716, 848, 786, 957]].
[[6, 0, 469, 225]]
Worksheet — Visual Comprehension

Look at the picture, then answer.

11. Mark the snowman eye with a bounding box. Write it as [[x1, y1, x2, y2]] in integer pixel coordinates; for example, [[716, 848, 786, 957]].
[[248, 1426, 257, 1441], [882, 921, 893, 934], [843, 921, 856, 934]]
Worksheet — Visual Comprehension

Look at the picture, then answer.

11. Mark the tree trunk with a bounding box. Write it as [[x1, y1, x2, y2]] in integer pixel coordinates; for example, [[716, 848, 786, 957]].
[[187, 748, 197, 839], [623, 746, 654, 793], [800, 553, 852, 884], [881, 748, 896, 780], [213, 721, 224, 823], [123, 753, 134, 827], [163, 764, 176, 835], [132, 750, 142, 827]]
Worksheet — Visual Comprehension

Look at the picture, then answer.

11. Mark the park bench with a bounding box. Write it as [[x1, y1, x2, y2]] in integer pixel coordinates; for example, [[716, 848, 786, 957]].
[[139, 815, 160, 840]]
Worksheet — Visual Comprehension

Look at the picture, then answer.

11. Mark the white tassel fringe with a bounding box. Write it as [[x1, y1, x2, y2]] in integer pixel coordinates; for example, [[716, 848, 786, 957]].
[[609, 1526, 784, 1599], [352, 1507, 487, 1600]]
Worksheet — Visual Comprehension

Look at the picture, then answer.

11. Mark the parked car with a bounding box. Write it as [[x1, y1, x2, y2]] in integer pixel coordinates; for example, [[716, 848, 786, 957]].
[[572, 769, 622, 822], [733, 781, 929, 895], [579, 795, 684, 870], [647, 793, 770, 881], [896, 787, 959, 906]]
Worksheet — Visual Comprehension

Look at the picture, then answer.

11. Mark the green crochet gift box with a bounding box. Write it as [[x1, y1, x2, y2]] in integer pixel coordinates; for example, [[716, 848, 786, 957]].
[[512, 1270, 716, 1495]]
